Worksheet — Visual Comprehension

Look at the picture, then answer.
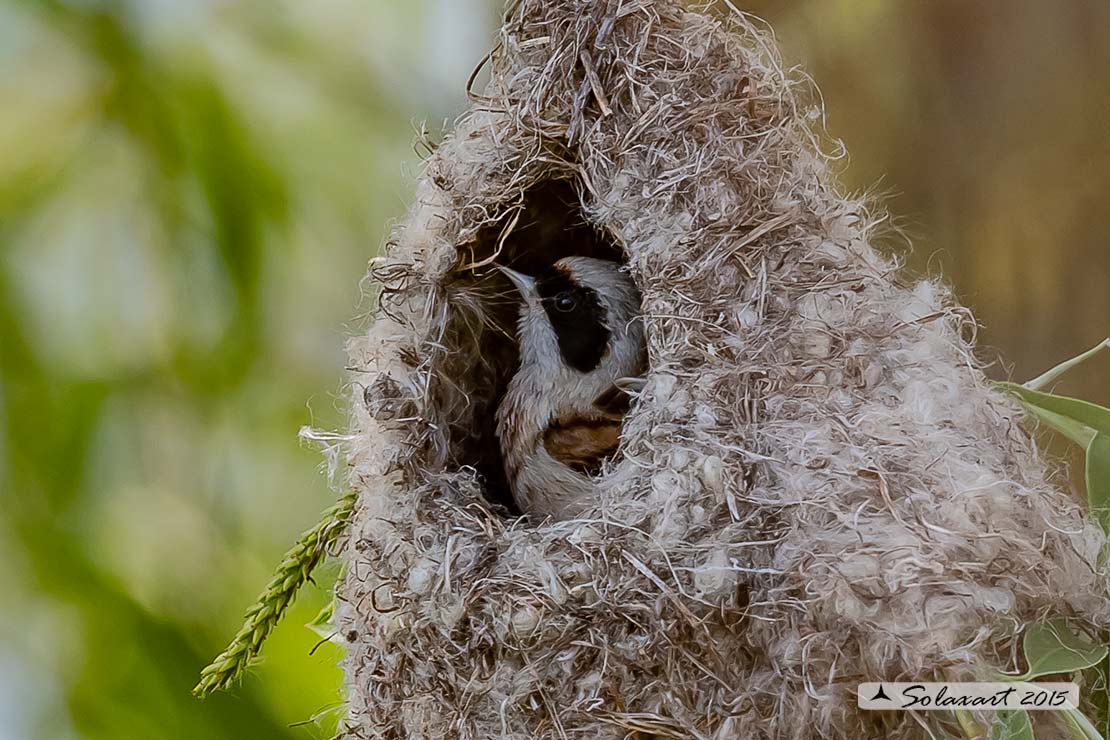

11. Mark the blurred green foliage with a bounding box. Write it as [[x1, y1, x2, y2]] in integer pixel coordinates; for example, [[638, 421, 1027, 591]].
[[0, 1, 1106, 739], [0, 0, 490, 737]]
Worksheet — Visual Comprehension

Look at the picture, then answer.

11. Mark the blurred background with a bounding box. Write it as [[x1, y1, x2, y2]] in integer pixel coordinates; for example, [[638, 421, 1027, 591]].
[[0, 1, 1106, 738]]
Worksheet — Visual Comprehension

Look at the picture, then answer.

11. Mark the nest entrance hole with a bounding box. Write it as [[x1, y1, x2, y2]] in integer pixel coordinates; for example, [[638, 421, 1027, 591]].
[[441, 178, 626, 516]]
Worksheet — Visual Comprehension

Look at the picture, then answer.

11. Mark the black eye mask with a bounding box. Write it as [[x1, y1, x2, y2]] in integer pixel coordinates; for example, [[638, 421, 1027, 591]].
[[535, 267, 610, 373]]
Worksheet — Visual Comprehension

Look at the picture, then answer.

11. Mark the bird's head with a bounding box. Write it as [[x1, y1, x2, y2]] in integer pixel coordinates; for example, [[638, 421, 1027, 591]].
[[498, 256, 643, 377]]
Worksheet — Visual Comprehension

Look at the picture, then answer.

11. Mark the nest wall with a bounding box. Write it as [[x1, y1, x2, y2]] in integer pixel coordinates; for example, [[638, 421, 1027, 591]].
[[338, 1, 1110, 738]]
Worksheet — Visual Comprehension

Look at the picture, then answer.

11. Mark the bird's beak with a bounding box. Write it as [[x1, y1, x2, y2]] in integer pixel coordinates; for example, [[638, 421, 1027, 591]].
[[496, 265, 538, 302]]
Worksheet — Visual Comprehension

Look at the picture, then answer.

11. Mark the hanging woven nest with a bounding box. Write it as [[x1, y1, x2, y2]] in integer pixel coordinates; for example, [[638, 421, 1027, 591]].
[[338, 1, 1109, 737]]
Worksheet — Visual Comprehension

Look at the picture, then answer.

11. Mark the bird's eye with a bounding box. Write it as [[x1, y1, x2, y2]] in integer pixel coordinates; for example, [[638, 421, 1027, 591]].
[[554, 292, 576, 312]]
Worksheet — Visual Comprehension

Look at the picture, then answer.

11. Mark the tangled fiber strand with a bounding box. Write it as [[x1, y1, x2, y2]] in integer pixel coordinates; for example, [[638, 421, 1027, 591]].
[[338, 1, 1110, 738]]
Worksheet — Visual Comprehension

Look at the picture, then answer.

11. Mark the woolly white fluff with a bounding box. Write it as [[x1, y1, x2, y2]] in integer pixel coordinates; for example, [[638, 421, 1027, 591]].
[[335, 2, 1109, 738]]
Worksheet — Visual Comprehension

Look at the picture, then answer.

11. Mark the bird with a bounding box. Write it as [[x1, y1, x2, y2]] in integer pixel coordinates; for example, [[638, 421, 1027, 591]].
[[495, 256, 646, 519]]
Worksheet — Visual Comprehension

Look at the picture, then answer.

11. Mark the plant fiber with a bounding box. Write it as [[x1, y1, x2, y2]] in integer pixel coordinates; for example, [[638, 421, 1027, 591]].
[[338, 2, 1109, 738]]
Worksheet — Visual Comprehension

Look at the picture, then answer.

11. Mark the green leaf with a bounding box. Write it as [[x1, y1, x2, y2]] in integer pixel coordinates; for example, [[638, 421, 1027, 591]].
[[1092, 655, 1110, 739], [1063, 708, 1108, 740], [1024, 339, 1110, 391], [1021, 401, 1099, 448], [997, 383, 1110, 439], [306, 600, 338, 642], [1019, 619, 1109, 681], [953, 709, 986, 740], [924, 724, 962, 740], [1086, 434, 1110, 532], [990, 710, 1034, 740]]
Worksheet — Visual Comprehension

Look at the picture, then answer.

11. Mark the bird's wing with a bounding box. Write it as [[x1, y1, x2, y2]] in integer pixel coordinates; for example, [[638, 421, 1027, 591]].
[[542, 415, 622, 475], [543, 383, 636, 475], [592, 382, 636, 417]]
